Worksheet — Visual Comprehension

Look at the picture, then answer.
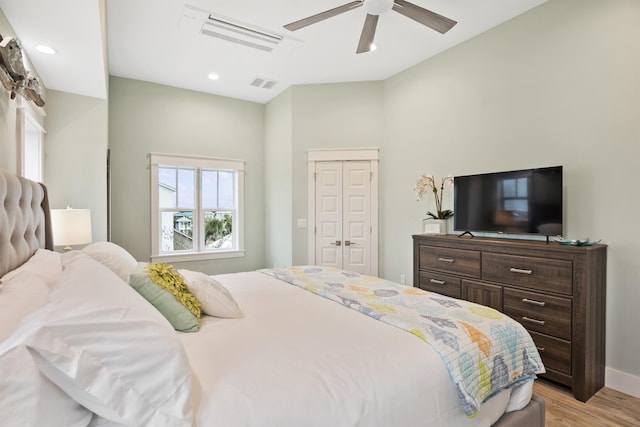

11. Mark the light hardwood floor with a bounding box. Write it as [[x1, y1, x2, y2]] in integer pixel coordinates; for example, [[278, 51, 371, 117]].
[[533, 380, 640, 426]]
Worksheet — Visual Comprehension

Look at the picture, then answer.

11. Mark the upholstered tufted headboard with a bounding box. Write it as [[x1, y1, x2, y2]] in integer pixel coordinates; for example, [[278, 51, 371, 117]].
[[0, 168, 53, 277]]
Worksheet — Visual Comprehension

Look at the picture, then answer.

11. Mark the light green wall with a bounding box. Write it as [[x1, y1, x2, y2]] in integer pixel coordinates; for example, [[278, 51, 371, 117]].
[[0, 8, 13, 171], [0, 85, 17, 172], [289, 82, 385, 265], [264, 87, 293, 268], [0, 7, 44, 173], [108, 77, 265, 274], [44, 90, 108, 243], [0, 8, 107, 249], [381, 0, 640, 378]]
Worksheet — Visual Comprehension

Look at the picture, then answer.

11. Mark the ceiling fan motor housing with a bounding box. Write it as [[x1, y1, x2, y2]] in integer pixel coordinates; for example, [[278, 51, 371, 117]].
[[364, 0, 394, 15]]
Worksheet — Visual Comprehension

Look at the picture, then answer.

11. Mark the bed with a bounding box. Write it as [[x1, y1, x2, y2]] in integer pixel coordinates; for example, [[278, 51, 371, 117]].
[[0, 167, 545, 427]]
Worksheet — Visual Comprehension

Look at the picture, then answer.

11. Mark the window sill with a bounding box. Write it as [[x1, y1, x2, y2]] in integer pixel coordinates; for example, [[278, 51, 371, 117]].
[[151, 249, 245, 263]]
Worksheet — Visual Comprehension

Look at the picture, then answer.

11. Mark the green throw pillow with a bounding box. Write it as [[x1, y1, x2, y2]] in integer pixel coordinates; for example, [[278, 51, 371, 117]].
[[129, 262, 201, 332]]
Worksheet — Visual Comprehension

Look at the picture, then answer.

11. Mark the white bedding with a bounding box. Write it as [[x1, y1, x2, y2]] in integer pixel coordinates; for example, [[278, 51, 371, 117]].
[[1, 252, 193, 427], [180, 272, 532, 427], [1, 248, 533, 427]]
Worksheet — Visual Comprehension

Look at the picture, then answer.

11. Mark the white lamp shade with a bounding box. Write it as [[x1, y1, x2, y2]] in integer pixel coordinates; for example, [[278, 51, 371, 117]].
[[51, 208, 93, 247]]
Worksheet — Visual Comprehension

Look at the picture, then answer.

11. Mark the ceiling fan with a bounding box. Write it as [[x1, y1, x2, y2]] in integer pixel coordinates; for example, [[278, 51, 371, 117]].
[[283, 0, 457, 54]]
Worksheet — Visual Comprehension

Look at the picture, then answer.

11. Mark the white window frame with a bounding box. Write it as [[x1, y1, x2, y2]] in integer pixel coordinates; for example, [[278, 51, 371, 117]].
[[150, 153, 245, 262], [17, 101, 46, 182]]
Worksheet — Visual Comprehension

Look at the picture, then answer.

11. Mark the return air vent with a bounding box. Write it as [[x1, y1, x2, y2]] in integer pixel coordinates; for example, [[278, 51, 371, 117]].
[[250, 77, 278, 89], [181, 5, 303, 54]]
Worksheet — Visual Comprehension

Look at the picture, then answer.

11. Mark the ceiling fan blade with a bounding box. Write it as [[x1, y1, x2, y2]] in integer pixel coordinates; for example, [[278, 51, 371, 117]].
[[356, 14, 379, 54], [392, 0, 457, 34], [284, 1, 364, 31]]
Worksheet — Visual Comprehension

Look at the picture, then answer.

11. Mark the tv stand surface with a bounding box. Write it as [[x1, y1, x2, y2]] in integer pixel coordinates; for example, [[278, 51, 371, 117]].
[[412, 234, 607, 402]]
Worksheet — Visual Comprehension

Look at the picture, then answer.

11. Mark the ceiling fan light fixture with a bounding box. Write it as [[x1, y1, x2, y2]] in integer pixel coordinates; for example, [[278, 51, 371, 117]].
[[364, 0, 394, 15]]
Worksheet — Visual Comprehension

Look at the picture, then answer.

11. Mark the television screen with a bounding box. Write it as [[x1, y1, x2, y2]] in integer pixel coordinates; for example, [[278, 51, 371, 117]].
[[454, 166, 563, 236]]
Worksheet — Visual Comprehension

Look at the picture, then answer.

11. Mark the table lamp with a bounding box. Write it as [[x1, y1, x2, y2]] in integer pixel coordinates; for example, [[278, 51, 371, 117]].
[[51, 206, 92, 251]]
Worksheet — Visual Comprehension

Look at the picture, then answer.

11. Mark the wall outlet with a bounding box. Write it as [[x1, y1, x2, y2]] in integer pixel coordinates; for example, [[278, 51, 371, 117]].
[[296, 218, 307, 228], [400, 274, 406, 285]]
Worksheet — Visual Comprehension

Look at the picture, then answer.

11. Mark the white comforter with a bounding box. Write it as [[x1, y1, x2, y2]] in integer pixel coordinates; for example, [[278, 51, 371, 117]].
[[179, 272, 532, 427]]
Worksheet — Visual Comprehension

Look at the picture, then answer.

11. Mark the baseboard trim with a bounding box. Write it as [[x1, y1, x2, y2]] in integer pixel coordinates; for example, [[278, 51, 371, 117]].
[[605, 367, 640, 398]]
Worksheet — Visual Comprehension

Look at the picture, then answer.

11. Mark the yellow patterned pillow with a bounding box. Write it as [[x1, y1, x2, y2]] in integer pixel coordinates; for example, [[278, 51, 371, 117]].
[[144, 263, 201, 319], [129, 262, 201, 332]]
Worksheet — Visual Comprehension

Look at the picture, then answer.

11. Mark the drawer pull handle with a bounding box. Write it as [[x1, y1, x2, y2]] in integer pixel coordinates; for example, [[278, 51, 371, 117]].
[[536, 347, 546, 353], [510, 267, 532, 275], [522, 298, 546, 307], [430, 279, 446, 285], [522, 316, 545, 325], [438, 257, 455, 263]]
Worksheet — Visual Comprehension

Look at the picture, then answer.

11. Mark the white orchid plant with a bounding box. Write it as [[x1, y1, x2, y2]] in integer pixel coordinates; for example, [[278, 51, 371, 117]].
[[414, 174, 454, 220]]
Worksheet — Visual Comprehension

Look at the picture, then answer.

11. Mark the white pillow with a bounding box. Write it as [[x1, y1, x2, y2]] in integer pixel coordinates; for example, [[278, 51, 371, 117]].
[[0, 253, 193, 427], [178, 269, 243, 318], [0, 249, 62, 341], [0, 248, 62, 284], [81, 241, 137, 281], [505, 379, 534, 412], [87, 415, 128, 427], [0, 345, 92, 427]]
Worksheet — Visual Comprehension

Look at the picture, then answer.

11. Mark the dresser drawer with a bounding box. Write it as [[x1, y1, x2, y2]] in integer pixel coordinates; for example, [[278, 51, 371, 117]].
[[503, 288, 572, 340], [482, 252, 573, 295], [462, 279, 503, 311], [529, 331, 571, 376], [419, 245, 480, 278], [418, 271, 461, 299]]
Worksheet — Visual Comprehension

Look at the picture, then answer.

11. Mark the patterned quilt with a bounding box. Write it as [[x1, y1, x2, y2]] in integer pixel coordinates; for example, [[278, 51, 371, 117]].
[[260, 266, 545, 417]]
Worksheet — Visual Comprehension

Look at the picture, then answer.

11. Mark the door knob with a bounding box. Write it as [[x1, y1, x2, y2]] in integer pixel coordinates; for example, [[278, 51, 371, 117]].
[[345, 240, 353, 246], [330, 240, 341, 246]]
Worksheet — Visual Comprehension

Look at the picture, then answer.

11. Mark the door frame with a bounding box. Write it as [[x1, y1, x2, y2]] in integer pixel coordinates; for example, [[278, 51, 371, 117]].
[[307, 148, 379, 276]]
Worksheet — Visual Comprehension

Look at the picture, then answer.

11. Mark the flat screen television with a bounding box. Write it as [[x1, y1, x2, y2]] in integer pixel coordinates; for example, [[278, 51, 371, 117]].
[[454, 166, 563, 237]]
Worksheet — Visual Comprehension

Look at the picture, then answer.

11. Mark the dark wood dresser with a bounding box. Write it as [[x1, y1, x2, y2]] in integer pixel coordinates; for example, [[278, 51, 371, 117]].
[[412, 234, 607, 402]]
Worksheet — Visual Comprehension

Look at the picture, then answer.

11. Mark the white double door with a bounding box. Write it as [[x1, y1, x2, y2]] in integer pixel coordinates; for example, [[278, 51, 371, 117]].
[[314, 161, 374, 275]]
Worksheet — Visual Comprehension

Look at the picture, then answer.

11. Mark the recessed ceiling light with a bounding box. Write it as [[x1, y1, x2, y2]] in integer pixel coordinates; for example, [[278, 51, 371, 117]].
[[207, 73, 219, 81], [370, 43, 377, 52], [35, 45, 57, 55]]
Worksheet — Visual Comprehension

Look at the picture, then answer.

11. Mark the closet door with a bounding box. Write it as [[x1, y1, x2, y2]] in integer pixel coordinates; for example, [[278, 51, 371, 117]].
[[342, 161, 371, 273], [314, 161, 372, 274], [315, 162, 343, 269]]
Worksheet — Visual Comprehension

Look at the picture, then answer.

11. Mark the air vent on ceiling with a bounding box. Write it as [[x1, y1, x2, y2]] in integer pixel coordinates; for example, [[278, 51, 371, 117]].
[[181, 5, 303, 54], [250, 77, 278, 89], [201, 15, 282, 52]]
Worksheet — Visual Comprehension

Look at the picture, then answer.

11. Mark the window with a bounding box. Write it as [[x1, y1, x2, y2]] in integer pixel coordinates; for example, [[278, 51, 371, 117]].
[[150, 153, 245, 262], [18, 105, 45, 182]]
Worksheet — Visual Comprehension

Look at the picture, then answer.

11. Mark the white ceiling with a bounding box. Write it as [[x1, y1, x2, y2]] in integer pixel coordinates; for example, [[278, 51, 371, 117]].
[[0, 0, 547, 104]]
